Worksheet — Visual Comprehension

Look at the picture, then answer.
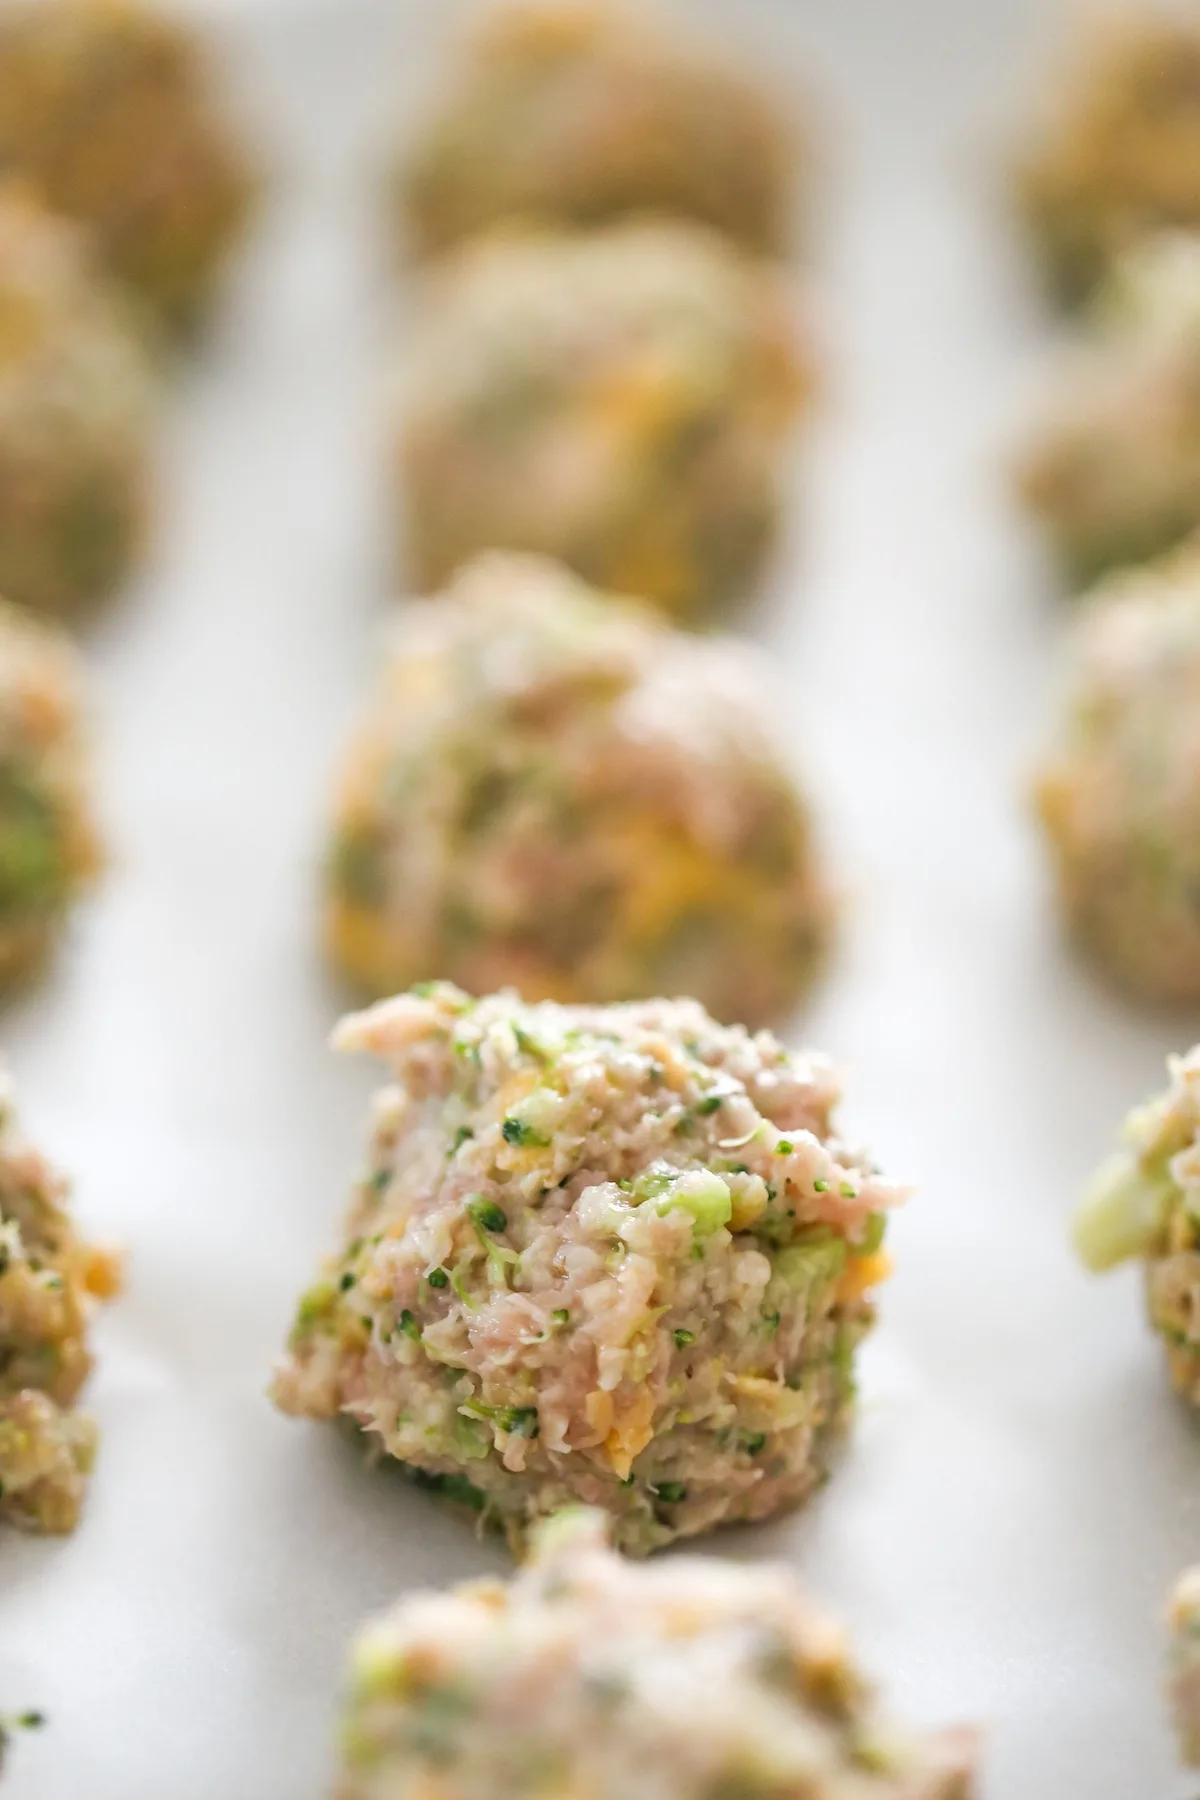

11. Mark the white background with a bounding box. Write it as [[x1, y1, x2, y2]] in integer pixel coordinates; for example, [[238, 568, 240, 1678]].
[[0, 1, 1196, 1794]]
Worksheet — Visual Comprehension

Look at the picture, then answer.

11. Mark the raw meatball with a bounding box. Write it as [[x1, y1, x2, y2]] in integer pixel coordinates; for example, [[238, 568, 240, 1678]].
[[397, 0, 799, 261], [0, 0, 253, 333], [0, 1079, 119, 1532], [336, 1510, 977, 1800], [1074, 1045, 1200, 1402], [1169, 1566, 1200, 1765], [326, 554, 829, 1029], [394, 222, 808, 618], [0, 186, 155, 616], [0, 597, 99, 977], [271, 983, 903, 1557], [1034, 541, 1200, 1003], [1016, 14, 1200, 305], [1018, 234, 1200, 586]]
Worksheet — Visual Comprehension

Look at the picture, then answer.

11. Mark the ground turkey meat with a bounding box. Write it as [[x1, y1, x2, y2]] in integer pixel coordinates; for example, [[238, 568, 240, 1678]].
[[1033, 539, 1200, 1003], [272, 983, 904, 1557], [0, 595, 99, 979], [0, 185, 155, 616], [1015, 14, 1200, 306], [0, 0, 254, 333], [0, 1078, 119, 1532], [1074, 1044, 1200, 1404], [326, 554, 829, 1029], [396, 0, 800, 261], [393, 222, 809, 619], [1169, 1565, 1200, 1766], [335, 1508, 977, 1800], [1017, 233, 1200, 587]]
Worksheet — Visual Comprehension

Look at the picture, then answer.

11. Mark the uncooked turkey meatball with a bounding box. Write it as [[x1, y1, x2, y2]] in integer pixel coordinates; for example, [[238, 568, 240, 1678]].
[[335, 1510, 976, 1800], [1016, 13, 1200, 304], [1018, 235, 1200, 584], [394, 222, 809, 618], [0, 1078, 119, 1533], [0, 186, 155, 616], [0, 0, 253, 332], [272, 982, 903, 1557], [0, 596, 99, 978], [397, 0, 799, 260], [1034, 540, 1200, 1003], [1169, 1566, 1200, 1766], [1075, 1044, 1200, 1405], [326, 554, 829, 1028]]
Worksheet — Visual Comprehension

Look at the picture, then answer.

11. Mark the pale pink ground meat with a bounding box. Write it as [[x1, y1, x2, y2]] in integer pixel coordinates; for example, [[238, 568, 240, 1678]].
[[1169, 1566, 1200, 1766], [272, 984, 903, 1556], [336, 1508, 978, 1800]]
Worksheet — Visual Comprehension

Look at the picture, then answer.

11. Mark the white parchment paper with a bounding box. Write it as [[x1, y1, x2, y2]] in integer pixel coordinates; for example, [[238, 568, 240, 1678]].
[[0, 1, 1196, 1795]]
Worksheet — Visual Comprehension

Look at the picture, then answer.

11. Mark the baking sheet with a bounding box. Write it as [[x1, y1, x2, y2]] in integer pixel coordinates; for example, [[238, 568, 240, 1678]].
[[1, 0, 1197, 1794]]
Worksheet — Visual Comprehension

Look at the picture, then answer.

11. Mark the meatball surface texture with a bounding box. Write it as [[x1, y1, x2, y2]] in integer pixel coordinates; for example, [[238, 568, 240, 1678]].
[[1034, 541, 1200, 1002], [395, 222, 808, 617], [1169, 1566, 1200, 1767], [336, 1510, 977, 1800], [1075, 1045, 1200, 1404], [0, 595, 99, 976], [0, 1078, 119, 1533], [1016, 15, 1200, 304], [1018, 234, 1200, 585], [0, 186, 155, 616], [398, 0, 798, 259], [273, 984, 903, 1556], [0, 0, 253, 331], [327, 554, 829, 1028]]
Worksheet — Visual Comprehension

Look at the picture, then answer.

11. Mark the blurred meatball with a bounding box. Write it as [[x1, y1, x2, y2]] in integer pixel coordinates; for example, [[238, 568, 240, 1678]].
[[1018, 234, 1200, 585], [326, 554, 830, 1028], [1034, 541, 1200, 1003], [0, 596, 99, 978], [1169, 1566, 1200, 1766], [0, 1077, 119, 1533], [1016, 14, 1200, 305], [398, 0, 799, 261], [0, 186, 154, 616], [273, 984, 903, 1556], [395, 220, 809, 617], [1074, 1044, 1200, 1416], [0, 0, 254, 332], [336, 1510, 977, 1799]]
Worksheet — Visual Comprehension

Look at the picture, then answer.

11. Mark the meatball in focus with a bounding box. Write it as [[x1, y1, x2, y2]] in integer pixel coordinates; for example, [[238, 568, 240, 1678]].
[[1018, 234, 1200, 586], [272, 983, 903, 1557], [0, 597, 99, 978], [1075, 1045, 1200, 1405], [397, 0, 799, 261], [326, 554, 829, 1028], [0, 1078, 119, 1532], [1034, 541, 1200, 1003], [0, 0, 253, 332], [0, 187, 154, 616], [1016, 14, 1200, 305], [336, 1510, 976, 1800], [394, 222, 809, 618]]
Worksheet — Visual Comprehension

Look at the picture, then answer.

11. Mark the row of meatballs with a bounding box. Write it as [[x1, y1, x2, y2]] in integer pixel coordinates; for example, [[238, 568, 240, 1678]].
[[1015, 7, 1200, 1775], [15, 2, 1200, 1023], [306, 8, 1200, 1790], [0, 5, 959, 1797], [0, 2, 955, 1794], [13, 964, 1200, 1793], [1014, 15, 1200, 1005], [10, 1, 1200, 1795]]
